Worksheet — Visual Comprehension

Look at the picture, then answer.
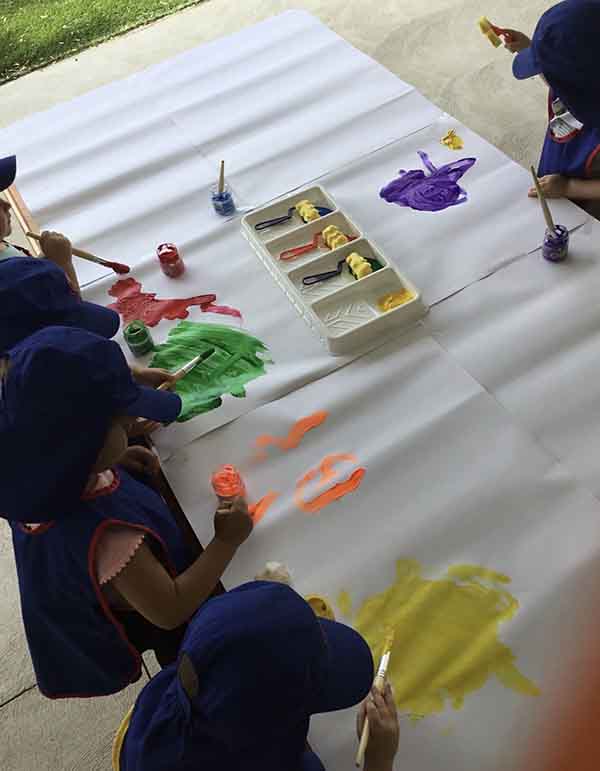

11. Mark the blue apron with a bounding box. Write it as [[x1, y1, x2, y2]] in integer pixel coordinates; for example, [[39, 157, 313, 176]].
[[539, 90, 600, 178], [10, 468, 192, 698]]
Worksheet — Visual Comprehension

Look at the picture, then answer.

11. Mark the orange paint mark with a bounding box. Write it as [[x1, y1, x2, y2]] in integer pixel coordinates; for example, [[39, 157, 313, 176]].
[[254, 410, 329, 461], [294, 453, 366, 514], [248, 491, 279, 524]]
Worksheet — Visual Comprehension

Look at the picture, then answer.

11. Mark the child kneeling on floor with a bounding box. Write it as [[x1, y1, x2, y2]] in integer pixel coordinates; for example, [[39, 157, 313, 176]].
[[0, 326, 253, 698], [113, 581, 379, 771]]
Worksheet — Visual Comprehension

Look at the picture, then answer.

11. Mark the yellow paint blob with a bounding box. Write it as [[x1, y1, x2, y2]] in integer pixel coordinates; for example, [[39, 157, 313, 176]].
[[377, 289, 416, 312], [441, 129, 465, 151], [345, 560, 539, 718], [337, 589, 352, 617]]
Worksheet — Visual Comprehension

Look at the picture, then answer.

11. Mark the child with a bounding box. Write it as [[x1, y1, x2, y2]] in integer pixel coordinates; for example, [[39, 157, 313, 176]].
[[499, 2, 600, 219], [0, 326, 254, 698], [1, 154, 83, 293], [114, 581, 374, 771]]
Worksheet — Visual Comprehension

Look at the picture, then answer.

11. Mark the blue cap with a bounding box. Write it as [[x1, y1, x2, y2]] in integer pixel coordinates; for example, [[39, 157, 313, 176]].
[[0, 326, 181, 522], [0, 155, 16, 192], [0, 257, 121, 351], [513, 1, 600, 127], [121, 582, 374, 771]]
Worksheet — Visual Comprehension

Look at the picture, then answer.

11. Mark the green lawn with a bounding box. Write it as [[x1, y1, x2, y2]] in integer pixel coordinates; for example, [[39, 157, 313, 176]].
[[0, 0, 204, 83]]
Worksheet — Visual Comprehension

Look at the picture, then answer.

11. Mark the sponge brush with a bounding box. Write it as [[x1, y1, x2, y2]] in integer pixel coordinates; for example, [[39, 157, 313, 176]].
[[479, 16, 502, 48]]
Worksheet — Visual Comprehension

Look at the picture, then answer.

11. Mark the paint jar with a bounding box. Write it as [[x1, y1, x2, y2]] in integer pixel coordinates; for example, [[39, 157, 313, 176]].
[[157, 243, 185, 278], [211, 182, 236, 217], [542, 225, 569, 263], [211, 464, 246, 500], [123, 320, 154, 357]]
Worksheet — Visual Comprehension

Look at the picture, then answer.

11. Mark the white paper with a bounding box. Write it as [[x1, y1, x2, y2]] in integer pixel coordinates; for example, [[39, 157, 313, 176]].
[[82, 222, 368, 454], [0, 11, 432, 285], [163, 326, 600, 771], [322, 115, 587, 305], [427, 219, 600, 501]]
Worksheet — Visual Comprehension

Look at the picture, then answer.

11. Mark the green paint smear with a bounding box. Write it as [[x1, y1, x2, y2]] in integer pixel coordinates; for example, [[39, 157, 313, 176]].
[[150, 321, 272, 422], [342, 559, 539, 718]]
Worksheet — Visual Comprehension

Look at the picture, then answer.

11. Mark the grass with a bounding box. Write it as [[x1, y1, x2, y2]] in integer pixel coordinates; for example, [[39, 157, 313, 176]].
[[0, 0, 204, 84]]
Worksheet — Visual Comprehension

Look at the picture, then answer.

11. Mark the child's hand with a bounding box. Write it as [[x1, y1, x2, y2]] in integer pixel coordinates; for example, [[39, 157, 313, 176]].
[[130, 365, 177, 390], [501, 29, 531, 53], [214, 496, 253, 547], [120, 446, 160, 477], [357, 683, 399, 771], [528, 174, 569, 199], [40, 230, 73, 269]]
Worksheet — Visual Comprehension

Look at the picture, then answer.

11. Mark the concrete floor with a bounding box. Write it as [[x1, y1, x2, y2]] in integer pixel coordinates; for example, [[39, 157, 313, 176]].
[[0, 1, 554, 768]]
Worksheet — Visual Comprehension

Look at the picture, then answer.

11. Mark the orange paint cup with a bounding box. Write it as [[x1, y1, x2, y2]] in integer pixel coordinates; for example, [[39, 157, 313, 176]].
[[211, 464, 247, 500]]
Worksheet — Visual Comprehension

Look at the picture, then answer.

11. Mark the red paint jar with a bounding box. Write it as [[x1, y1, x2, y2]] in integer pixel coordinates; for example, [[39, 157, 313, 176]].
[[157, 243, 185, 278]]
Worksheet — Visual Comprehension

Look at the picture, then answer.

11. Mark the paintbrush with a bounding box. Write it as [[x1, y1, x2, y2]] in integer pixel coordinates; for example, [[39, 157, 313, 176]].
[[25, 230, 130, 275], [157, 348, 216, 391], [218, 161, 225, 195], [356, 629, 395, 768], [530, 166, 557, 234]]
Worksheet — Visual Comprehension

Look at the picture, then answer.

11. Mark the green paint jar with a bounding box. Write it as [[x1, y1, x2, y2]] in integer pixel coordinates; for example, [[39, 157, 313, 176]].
[[124, 321, 154, 357]]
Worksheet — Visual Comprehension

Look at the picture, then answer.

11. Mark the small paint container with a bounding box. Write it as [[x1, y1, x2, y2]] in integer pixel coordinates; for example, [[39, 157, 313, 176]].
[[123, 320, 154, 357], [211, 464, 247, 500], [542, 225, 569, 263], [211, 182, 236, 217], [157, 243, 185, 278]]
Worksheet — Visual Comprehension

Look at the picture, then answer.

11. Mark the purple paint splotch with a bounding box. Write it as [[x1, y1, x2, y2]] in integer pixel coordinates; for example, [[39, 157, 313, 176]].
[[380, 151, 477, 212]]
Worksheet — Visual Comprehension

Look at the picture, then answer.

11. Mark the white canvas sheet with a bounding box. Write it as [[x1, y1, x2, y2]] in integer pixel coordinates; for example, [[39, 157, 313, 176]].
[[322, 115, 587, 304], [82, 221, 381, 455], [427, 219, 600, 500], [0, 11, 438, 286], [162, 326, 600, 771]]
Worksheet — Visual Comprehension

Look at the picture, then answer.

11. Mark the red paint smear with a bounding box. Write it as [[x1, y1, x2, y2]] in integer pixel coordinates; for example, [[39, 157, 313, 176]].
[[294, 453, 365, 515], [204, 303, 242, 319], [248, 491, 279, 525], [254, 411, 329, 461], [107, 278, 241, 327]]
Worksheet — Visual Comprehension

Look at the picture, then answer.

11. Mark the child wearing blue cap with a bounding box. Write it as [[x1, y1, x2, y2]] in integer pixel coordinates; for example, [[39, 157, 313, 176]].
[[114, 581, 382, 771], [0, 326, 254, 698], [0, 154, 82, 291], [498, 2, 600, 219]]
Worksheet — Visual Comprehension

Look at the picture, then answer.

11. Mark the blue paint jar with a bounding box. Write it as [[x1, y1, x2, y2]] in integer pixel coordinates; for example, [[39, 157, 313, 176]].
[[211, 182, 236, 217]]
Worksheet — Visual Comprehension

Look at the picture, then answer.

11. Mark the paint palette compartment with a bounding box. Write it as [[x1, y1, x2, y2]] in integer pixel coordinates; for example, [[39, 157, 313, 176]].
[[242, 185, 427, 355]]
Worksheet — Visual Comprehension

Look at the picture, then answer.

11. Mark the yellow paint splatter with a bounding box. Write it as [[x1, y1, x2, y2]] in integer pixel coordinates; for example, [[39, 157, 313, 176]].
[[337, 589, 352, 617], [441, 129, 465, 151], [344, 560, 539, 718]]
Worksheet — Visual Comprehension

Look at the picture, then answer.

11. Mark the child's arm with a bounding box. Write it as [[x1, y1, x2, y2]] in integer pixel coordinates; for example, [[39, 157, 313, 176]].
[[528, 174, 600, 201], [356, 683, 400, 771], [39, 230, 80, 295], [110, 496, 253, 629]]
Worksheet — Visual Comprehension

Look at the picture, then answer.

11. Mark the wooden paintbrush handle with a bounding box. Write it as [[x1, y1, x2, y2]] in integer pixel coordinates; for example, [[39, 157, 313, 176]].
[[530, 166, 556, 232]]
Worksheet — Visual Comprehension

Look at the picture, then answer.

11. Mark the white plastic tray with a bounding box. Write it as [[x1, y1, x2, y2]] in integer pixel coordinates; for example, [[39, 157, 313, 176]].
[[242, 185, 427, 355]]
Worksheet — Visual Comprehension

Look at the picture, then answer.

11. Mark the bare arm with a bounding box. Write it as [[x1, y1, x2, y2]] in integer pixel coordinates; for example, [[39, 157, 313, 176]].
[[528, 175, 600, 202], [111, 496, 253, 630], [566, 178, 600, 201]]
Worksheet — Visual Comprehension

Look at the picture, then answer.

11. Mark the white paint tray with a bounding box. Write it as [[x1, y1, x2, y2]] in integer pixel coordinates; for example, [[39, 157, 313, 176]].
[[242, 185, 427, 355]]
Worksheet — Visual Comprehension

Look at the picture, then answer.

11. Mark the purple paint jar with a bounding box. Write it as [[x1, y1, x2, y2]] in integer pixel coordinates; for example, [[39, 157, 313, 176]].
[[542, 224, 569, 263]]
